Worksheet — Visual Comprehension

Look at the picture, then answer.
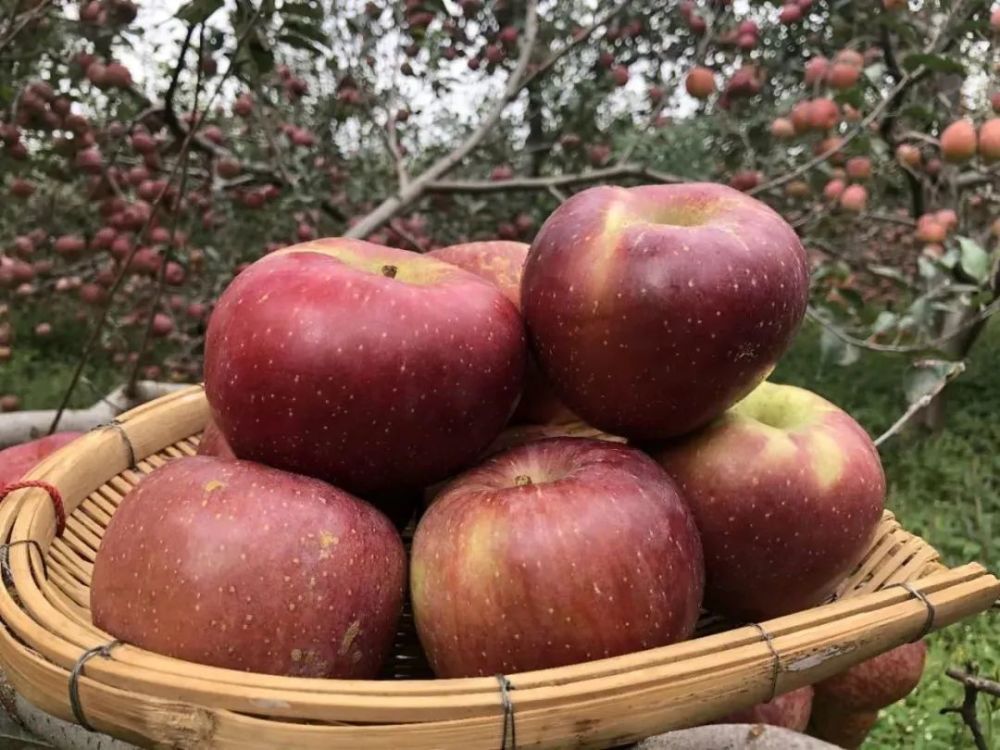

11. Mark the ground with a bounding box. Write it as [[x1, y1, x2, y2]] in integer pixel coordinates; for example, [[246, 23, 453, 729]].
[[1, 318, 997, 749]]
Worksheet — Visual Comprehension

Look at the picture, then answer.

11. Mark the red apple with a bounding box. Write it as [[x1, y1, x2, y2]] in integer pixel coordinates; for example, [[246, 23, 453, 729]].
[[196, 416, 236, 459], [427, 241, 575, 425], [91, 456, 406, 678], [940, 120, 977, 162], [717, 686, 814, 732], [204, 238, 526, 496], [809, 639, 927, 748], [978, 118, 1000, 163], [411, 438, 704, 677], [814, 640, 928, 712], [685, 66, 716, 99], [0, 432, 83, 485], [653, 381, 885, 620], [522, 183, 808, 439]]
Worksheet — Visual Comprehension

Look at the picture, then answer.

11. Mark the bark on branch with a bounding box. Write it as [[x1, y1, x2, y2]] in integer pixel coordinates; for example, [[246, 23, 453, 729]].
[[343, 0, 636, 240], [427, 164, 684, 194], [0, 382, 189, 449]]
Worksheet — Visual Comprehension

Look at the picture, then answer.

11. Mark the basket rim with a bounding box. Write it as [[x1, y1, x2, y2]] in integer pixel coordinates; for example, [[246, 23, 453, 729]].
[[0, 386, 997, 734]]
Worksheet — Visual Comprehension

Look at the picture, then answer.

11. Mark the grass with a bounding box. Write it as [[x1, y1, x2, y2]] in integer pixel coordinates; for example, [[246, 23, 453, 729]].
[[774, 320, 999, 749], [2, 314, 997, 748]]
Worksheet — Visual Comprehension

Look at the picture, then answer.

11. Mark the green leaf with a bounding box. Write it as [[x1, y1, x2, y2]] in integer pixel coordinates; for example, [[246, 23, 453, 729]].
[[819, 326, 859, 367], [903, 361, 961, 405], [872, 310, 898, 336], [901, 53, 965, 76], [957, 236, 991, 283], [177, 0, 224, 23]]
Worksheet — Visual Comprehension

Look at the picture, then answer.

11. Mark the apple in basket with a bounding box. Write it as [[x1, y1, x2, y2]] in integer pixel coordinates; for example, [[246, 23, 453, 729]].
[[90, 456, 406, 678], [652, 381, 885, 621], [203, 238, 526, 499], [427, 240, 575, 426], [716, 685, 814, 732], [410, 437, 704, 678], [809, 640, 927, 748], [0, 432, 83, 486], [196, 415, 235, 459], [197, 414, 418, 530], [522, 183, 809, 439]]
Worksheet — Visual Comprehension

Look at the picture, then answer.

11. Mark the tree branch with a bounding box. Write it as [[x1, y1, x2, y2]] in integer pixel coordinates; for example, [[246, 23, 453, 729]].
[[750, 73, 914, 197], [941, 664, 993, 750], [343, 0, 636, 241], [427, 164, 684, 194], [0, 0, 53, 56], [0, 383, 189, 449], [47, 8, 266, 433], [873, 360, 965, 447], [947, 668, 1000, 699], [806, 300, 1000, 355], [343, 0, 541, 240]]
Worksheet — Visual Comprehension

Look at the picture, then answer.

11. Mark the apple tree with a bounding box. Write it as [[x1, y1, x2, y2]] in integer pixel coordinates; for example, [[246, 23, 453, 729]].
[[0, 0, 998, 440]]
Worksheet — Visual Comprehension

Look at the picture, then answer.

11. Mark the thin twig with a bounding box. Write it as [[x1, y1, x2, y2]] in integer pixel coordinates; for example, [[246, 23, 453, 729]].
[[343, 0, 541, 240], [47, 8, 266, 433], [941, 664, 992, 750], [125, 25, 206, 396], [947, 668, 1000, 699], [873, 361, 965, 447], [805, 300, 1000, 355], [387, 219, 426, 252], [0, 0, 53, 56], [518, 0, 633, 93]]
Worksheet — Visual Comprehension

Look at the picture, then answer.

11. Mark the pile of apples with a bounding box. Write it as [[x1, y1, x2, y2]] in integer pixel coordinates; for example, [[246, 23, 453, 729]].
[[68, 183, 922, 744]]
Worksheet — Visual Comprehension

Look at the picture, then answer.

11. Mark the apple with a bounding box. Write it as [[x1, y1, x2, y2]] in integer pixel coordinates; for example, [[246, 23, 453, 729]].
[[845, 156, 872, 180], [804, 56, 829, 84], [771, 117, 795, 139], [717, 686, 814, 732], [427, 240, 575, 425], [940, 120, 977, 162], [652, 381, 885, 620], [91, 456, 406, 678], [839, 184, 868, 212], [411, 437, 704, 677], [827, 61, 860, 89], [197, 416, 236, 459], [814, 640, 927, 711], [809, 640, 927, 748], [0, 433, 83, 485], [896, 144, 921, 167], [204, 238, 526, 496], [685, 66, 716, 99], [522, 183, 809, 440], [978, 118, 1000, 163]]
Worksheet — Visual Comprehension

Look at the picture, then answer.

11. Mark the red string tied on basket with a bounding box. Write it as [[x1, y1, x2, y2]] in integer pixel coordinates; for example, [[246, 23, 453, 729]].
[[0, 480, 66, 538]]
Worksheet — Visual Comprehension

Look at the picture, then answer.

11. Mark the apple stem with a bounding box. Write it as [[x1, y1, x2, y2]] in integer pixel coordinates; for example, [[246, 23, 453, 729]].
[[514, 475, 533, 486], [381, 264, 398, 278]]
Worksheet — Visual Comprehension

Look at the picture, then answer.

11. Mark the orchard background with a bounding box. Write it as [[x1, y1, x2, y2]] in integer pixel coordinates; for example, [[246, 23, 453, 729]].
[[0, 0, 998, 747]]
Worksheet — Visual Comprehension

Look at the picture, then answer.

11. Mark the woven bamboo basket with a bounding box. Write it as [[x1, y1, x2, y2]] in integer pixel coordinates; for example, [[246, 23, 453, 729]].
[[0, 385, 996, 749]]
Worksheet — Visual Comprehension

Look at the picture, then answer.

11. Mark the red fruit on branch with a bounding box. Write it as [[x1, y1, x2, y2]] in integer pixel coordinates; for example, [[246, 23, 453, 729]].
[[685, 66, 716, 99], [839, 184, 868, 212], [151, 313, 174, 337], [978, 118, 1000, 162], [940, 119, 977, 162]]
